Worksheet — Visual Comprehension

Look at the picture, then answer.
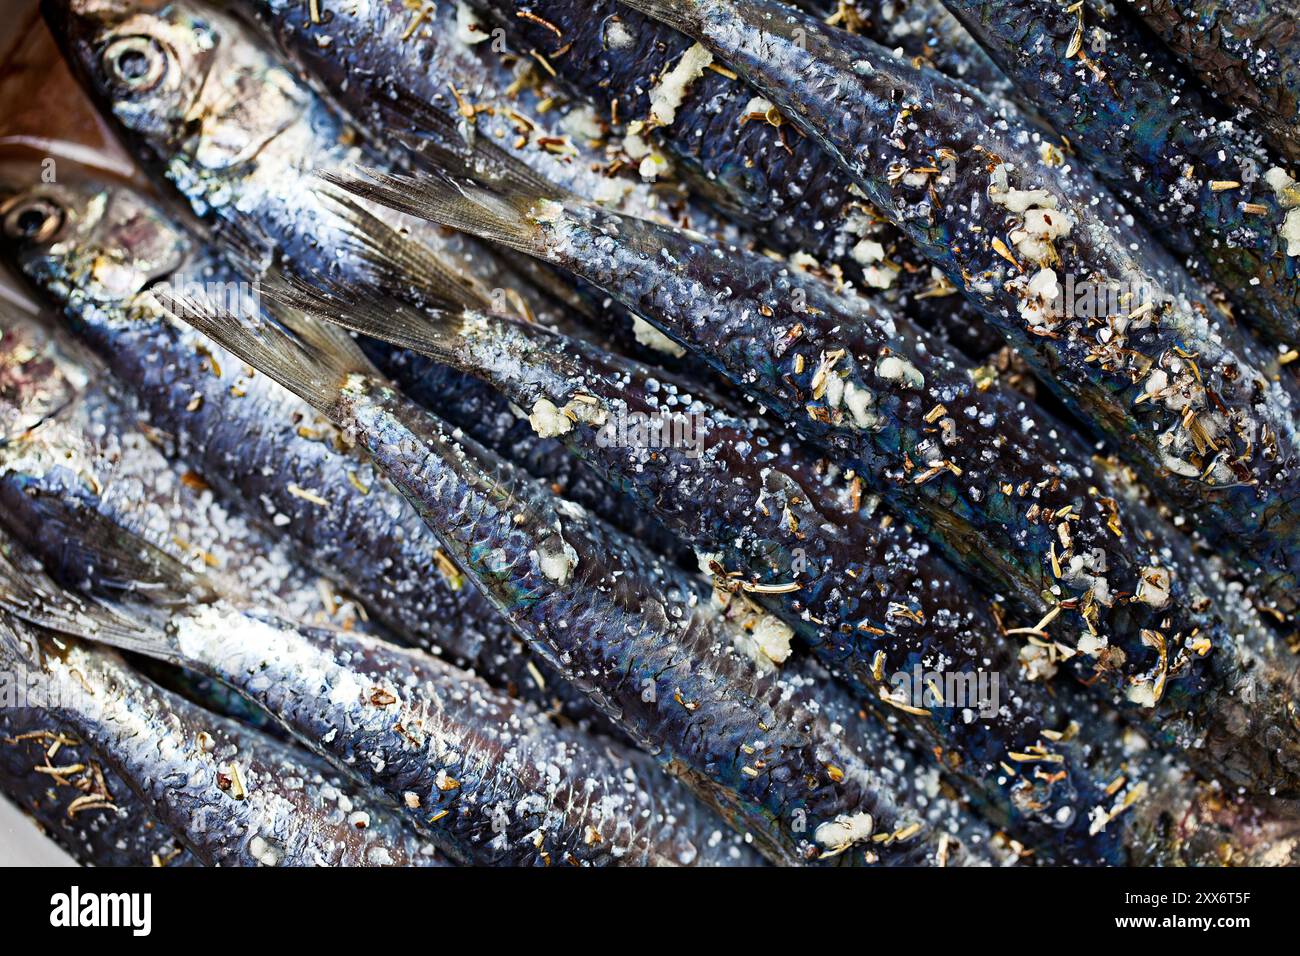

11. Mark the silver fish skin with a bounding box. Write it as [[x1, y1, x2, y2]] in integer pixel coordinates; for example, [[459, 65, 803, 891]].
[[0, 302, 366, 632], [159, 288, 1014, 867], [273, 0, 1009, 362], [0, 708, 198, 867], [0, 167, 603, 725], [42, 0, 693, 560], [0, 599, 443, 867], [284, 277, 1139, 863], [234, 0, 769, 369], [0, 483, 754, 866], [132, 605, 757, 867], [330, 161, 1300, 796], [612, 0, 1300, 616]]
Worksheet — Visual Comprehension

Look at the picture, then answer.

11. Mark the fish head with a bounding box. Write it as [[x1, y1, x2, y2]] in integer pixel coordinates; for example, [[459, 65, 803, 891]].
[[45, 0, 306, 177], [0, 162, 191, 314], [0, 307, 83, 445]]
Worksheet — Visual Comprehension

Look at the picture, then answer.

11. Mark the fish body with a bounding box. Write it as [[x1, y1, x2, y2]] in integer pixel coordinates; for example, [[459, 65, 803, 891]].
[[0, 597, 441, 867], [285, 269, 1151, 861], [942, 0, 1300, 348], [261, 0, 1005, 360], [0, 707, 198, 868], [0, 165, 607, 722], [613, 0, 1300, 617], [148, 278, 1008, 866], [1124, 0, 1300, 166], [336, 153, 1300, 795]]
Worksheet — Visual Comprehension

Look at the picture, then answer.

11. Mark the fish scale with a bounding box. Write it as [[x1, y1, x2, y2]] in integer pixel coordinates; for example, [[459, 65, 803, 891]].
[[614, 0, 1300, 619], [334, 376, 1004, 865], [1123, 0, 1300, 166], [0, 335, 751, 864], [941, 0, 1300, 352]]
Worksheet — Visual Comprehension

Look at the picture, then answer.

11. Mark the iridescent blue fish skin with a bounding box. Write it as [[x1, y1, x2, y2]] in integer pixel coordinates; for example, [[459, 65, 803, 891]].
[[40, 0, 686, 561], [1124, 0, 1300, 166], [612, 0, 1300, 619], [342, 377, 1003, 865], [942, 0, 1300, 350]]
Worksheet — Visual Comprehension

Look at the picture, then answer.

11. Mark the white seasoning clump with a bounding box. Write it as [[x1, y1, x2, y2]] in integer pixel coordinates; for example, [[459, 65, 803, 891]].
[[875, 354, 925, 389], [538, 535, 579, 585], [814, 812, 874, 851], [632, 316, 687, 357], [647, 44, 714, 127], [455, 1, 489, 45], [1263, 167, 1300, 256]]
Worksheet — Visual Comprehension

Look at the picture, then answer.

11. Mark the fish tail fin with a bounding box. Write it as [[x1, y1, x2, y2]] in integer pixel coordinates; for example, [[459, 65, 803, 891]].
[[369, 85, 558, 197], [154, 277, 378, 418], [319, 166, 558, 258], [0, 545, 184, 666], [269, 270, 474, 369], [314, 183, 497, 313], [0, 490, 218, 608]]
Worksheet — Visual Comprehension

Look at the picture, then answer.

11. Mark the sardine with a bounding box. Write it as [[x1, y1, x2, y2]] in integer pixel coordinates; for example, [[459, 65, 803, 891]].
[[243, 0, 1007, 361], [42, 0, 689, 562], [275, 257, 1139, 863], [1124, 0, 1300, 166], [0, 163, 606, 725], [327, 155, 1300, 794], [611, 0, 1300, 617], [942, 0, 1300, 349]]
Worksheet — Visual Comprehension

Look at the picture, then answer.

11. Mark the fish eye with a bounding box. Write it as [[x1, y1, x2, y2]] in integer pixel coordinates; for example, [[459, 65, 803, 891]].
[[1, 197, 66, 245], [102, 36, 168, 93]]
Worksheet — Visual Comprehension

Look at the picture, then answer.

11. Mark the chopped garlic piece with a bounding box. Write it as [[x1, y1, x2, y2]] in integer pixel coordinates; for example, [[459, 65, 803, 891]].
[[815, 812, 874, 850], [647, 43, 713, 127], [632, 316, 686, 357], [455, 2, 489, 44]]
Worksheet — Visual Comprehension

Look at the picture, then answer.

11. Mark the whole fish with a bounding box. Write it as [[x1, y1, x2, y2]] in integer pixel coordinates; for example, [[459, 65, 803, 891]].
[[0, 162, 610, 726], [0, 708, 197, 867], [0, 576, 443, 867], [150, 274, 1011, 867], [328, 156, 1300, 795], [0, 532, 752, 867], [612, 0, 1300, 618], [942, 0, 1300, 350], [1124, 0, 1300, 166]]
